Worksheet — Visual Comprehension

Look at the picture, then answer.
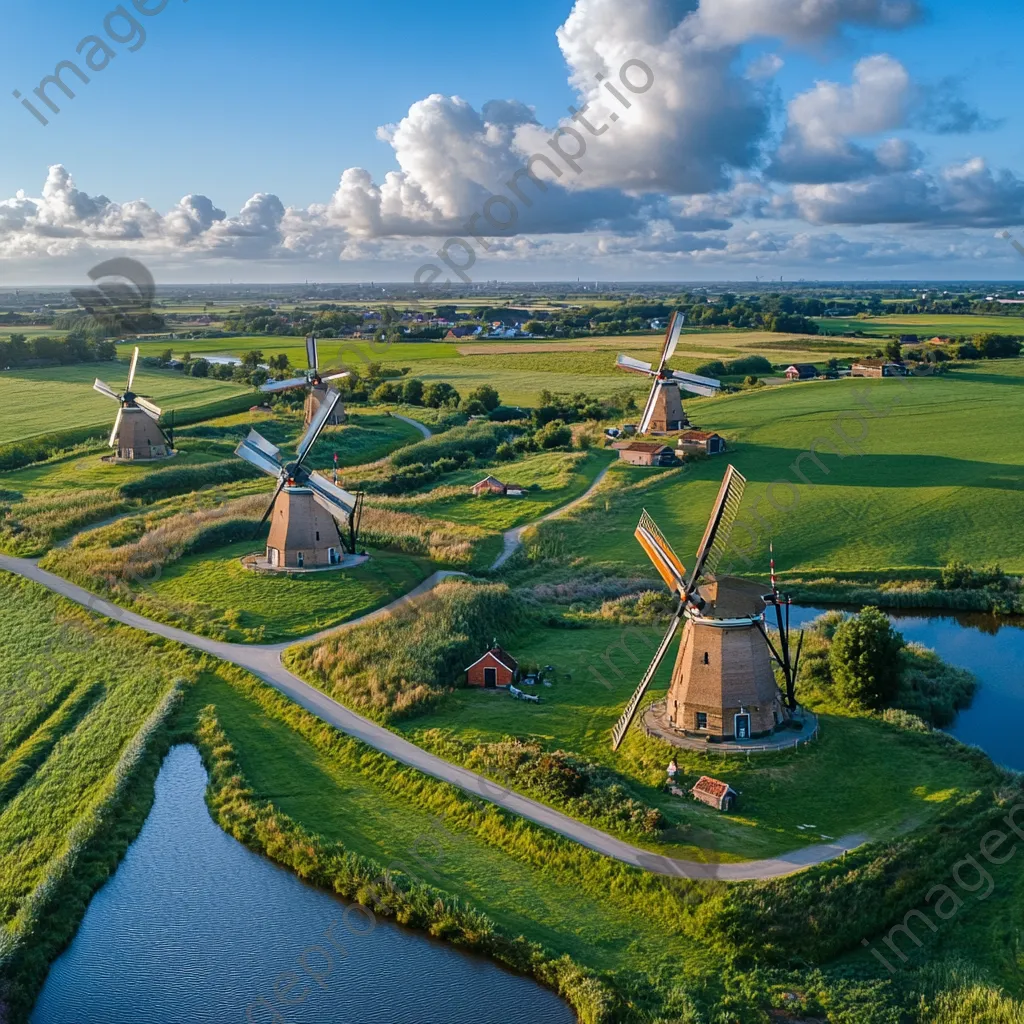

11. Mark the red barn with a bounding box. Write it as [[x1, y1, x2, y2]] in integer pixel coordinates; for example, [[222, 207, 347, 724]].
[[465, 645, 518, 688]]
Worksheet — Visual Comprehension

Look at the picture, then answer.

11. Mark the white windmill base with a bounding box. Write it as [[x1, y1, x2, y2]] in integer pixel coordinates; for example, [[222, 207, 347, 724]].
[[641, 700, 818, 754], [241, 551, 369, 574], [100, 448, 178, 464]]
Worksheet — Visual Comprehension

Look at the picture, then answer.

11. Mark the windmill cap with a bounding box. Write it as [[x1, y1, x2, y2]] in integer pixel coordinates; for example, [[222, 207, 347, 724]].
[[694, 576, 767, 619]]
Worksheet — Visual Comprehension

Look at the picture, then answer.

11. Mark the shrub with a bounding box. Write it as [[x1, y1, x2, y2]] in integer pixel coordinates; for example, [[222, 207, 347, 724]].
[[423, 381, 461, 408], [537, 420, 572, 449], [939, 559, 1007, 591], [725, 355, 772, 375], [465, 384, 500, 411], [495, 442, 516, 461], [401, 378, 424, 405], [693, 360, 728, 379], [828, 606, 905, 709], [489, 405, 527, 422]]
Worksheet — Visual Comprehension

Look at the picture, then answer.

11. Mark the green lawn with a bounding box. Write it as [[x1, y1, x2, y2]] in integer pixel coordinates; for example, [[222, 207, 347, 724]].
[[0, 363, 250, 444], [392, 622, 993, 861], [142, 540, 431, 642], [524, 362, 1024, 576], [371, 449, 615, 532]]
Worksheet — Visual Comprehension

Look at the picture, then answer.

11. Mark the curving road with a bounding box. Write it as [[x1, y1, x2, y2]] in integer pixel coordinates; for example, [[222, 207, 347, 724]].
[[0, 433, 871, 882], [491, 464, 612, 570]]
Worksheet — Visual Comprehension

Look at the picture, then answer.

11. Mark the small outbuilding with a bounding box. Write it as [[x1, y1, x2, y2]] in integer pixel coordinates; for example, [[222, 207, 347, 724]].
[[677, 430, 726, 456], [614, 441, 676, 467], [691, 776, 738, 812], [465, 645, 519, 688], [851, 360, 906, 378], [471, 475, 508, 496], [785, 364, 817, 381]]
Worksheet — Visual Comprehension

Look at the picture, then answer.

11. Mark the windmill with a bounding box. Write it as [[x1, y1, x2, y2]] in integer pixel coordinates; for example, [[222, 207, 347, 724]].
[[755, 542, 805, 713], [235, 388, 364, 570], [610, 465, 788, 750], [93, 346, 173, 461], [260, 335, 350, 428], [616, 312, 721, 433]]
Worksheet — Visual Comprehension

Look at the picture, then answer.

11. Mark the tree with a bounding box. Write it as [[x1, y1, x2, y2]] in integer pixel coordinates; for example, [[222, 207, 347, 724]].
[[828, 607, 905, 709], [884, 339, 903, 362], [159, 348, 173, 364], [402, 378, 424, 405], [249, 368, 270, 389], [524, 320, 546, 336], [465, 384, 500, 411], [190, 358, 210, 377], [423, 381, 460, 408], [372, 381, 402, 403], [242, 350, 264, 369], [536, 419, 572, 449]]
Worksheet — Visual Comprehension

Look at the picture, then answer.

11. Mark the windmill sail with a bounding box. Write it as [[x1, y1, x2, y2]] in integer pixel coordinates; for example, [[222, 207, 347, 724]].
[[306, 334, 319, 372], [235, 430, 284, 477], [135, 396, 162, 420], [260, 375, 310, 394], [668, 369, 721, 398], [687, 465, 747, 593], [126, 347, 139, 391], [296, 388, 341, 460], [657, 313, 685, 371], [306, 472, 358, 518], [93, 379, 120, 402], [616, 354, 655, 376], [108, 408, 123, 448], [610, 609, 685, 750], [635, 510, 687, 594]]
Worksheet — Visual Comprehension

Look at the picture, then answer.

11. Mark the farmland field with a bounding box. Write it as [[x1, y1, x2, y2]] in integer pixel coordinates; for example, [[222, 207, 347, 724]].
[[0, 363, 250, 444], [522, 360, 1024, 576], [815, 313, 1024, 338]]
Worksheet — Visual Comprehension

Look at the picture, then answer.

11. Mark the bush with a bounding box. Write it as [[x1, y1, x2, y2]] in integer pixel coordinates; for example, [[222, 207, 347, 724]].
[[372, 381, 403, 403], [537, 420, 572, 449], [495, 442, 516, 461], [401, 378, 424, 405], [725, 355, 772, 375], [828, 606, 905, 709], [489, 406, 527, 422], [693, 360, 728, 379], [465, 384, 500, 411], [423, 381, 461, 408], [939, 559, 1007, 591]]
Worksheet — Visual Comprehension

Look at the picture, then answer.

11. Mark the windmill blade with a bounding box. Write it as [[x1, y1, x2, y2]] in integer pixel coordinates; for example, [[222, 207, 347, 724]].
[[295, 388, 341, 465], [93, 378, 121, 402], [245, 429, 281, 463], [658, 313, 685, 371], [668, 369, 721, 398], [306, 472, 358, 519], [686, 465, 747, 595], [616, 354, 655, 375], [320, 370, 350, 382], [635, 509, 687, 594], [126, 346, 140, 391], [306, 334, 318, 372], [135, 396, 162, 420], [260, 375, 310, 394], [611, 609, 685, 751], [235, 430, 284, 478], [108, 407, 123, 448], [637, 380, 662, 434]]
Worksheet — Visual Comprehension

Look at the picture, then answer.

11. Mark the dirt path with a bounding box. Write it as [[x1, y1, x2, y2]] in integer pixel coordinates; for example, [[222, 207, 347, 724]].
[[491, 464, 611, 570]]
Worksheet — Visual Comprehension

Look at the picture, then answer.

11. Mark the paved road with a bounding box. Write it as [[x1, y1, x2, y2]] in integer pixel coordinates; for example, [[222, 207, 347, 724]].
[[491, 464, 612, 570], [0, 544, 868, 880], [391, 413, 433, 439]]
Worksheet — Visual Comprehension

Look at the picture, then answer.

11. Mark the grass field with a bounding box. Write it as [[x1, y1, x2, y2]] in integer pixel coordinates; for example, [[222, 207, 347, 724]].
[[0, 364, 250, 444], [370, 450, 615, 531], [815, 313, 1024, 338], [140, 541, 431, 642], [524, 361, 1024, 576]]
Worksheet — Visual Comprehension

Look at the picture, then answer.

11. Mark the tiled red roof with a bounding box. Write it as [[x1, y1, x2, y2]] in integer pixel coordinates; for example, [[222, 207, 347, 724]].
[[692, 776, 733, 800], [465, 645, 519, 672], [622, 441, 672, 454]]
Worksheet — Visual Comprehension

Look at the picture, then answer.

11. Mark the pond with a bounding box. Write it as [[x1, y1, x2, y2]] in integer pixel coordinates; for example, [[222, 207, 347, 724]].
[[31, 745, 575, 1024], [790, 605, 1024, 772]]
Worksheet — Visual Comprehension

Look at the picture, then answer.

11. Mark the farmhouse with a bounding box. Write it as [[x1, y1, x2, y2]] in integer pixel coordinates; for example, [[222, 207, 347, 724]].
[[785, 364, 817, 381], [445, 327, 481, 339], [851, 360, 906, 378], [691, 776, 737, 812], [677, 430, 726, 456], [465, 645, 518, 688], [614, 441, 676, 467], [470, 475, 525, 496]]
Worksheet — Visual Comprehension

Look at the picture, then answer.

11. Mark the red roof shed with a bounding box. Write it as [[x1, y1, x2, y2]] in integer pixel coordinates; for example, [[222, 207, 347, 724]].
[[465, 646, 518, 688]]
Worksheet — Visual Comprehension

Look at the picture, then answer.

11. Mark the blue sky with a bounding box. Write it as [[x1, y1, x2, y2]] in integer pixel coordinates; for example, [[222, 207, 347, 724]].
[[2, 0, 1023, 282]]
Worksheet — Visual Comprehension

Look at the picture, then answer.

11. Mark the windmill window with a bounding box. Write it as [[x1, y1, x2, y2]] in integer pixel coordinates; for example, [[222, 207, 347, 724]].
[[703, 652, 709, 665], [696, 712, 708, 730], [316, 531, 320, 541]]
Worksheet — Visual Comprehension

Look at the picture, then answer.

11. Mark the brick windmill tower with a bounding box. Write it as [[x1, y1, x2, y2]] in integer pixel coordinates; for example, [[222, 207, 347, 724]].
[[235, 389, 363, 570], [260, 335, 350, 427], [610, 466, 800, 750], [93, 346, 174, 461], [616, 313, 721, 433]]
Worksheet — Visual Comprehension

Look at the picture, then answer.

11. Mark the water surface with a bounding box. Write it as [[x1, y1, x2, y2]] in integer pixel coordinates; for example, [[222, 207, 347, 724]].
[[790, 605, 1024, 771], [32, 745, 575, 1024]]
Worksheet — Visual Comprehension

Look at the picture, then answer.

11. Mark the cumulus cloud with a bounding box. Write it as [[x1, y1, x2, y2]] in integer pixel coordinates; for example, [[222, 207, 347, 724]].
[[790, 158, 1024, 227]]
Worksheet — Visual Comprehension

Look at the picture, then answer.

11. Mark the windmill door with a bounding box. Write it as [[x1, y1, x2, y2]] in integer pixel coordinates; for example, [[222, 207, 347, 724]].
[[484, 667, 497, 688], [734, 714, 751, 740]]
